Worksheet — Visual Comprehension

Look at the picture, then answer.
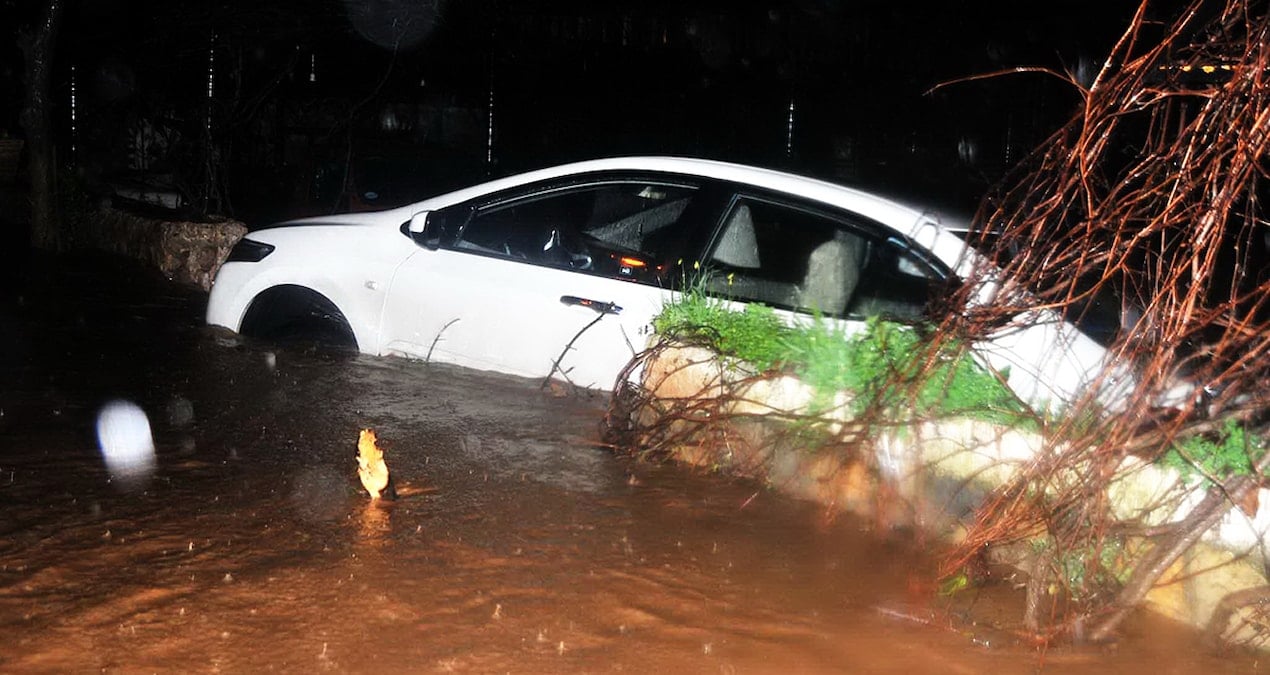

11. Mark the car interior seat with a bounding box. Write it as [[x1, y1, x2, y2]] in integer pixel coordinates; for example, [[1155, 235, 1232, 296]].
[[798, 233, 865, 317]]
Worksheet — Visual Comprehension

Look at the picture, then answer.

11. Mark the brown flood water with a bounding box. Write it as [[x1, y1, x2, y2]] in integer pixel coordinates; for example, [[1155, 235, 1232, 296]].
[[0, 254, 1264, 673]]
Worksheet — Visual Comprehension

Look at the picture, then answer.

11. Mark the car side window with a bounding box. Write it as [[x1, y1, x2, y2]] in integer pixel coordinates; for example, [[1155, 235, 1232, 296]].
[[849, 235, 945, 321], [703, 198, 943, 321], [453, 182, 697, 281]]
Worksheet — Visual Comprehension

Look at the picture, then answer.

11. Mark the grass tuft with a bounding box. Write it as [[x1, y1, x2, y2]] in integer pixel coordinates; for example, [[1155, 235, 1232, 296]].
[[653, 289, 1032, 427]]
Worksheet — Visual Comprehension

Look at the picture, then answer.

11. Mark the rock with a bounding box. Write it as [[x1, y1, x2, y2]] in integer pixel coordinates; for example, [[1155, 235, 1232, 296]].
[[77, 206, 247, 291]]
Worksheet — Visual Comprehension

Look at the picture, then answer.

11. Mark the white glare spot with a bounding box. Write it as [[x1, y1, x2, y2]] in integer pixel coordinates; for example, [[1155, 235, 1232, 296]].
[[95, 400, 156, 489]]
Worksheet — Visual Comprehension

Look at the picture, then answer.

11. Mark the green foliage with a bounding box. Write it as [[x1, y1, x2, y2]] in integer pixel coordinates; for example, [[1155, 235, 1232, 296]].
[[1161, 419, 1263, 483], [782, 316, 913, 396], [653, 291, 1032, 427], [1031, 536, 1129, 601], [652, 292, 787, 370], [836, 318, 1032, 427], [939, 571, 971, 596], [920, 341, 1034, 429]]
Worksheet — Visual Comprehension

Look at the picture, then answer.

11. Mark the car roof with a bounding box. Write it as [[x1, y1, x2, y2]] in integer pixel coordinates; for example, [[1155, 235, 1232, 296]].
[[284, 156, 972, 260], [268, 155, 981, 277]]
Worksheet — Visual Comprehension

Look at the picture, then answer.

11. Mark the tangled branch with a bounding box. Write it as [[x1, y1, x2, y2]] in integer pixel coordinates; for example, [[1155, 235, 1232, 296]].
[[606, 0, 1267, 647], [933, 0, 1270, 643]]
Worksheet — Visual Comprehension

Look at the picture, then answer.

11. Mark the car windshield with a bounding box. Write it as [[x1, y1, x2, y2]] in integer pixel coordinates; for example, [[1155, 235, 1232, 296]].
[[950, 230, 1124, 347]]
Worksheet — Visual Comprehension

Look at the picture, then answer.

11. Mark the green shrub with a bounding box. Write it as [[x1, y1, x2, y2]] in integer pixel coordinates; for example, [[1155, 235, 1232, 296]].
[[652, 292, 786, 370], [652, 293, 1032, 428], [1161, 419, 1263, 483]]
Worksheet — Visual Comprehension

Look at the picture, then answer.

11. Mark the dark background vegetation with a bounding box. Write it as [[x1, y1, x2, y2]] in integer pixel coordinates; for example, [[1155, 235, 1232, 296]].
[[2, 0, 1151, 229]]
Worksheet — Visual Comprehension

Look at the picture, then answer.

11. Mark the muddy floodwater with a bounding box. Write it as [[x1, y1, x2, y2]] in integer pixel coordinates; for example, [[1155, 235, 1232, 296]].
[[0, 254, 1263, 673]]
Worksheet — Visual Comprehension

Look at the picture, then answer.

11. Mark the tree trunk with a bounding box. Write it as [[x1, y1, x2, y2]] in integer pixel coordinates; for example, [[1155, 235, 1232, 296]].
[[18, 0, 65, 251]]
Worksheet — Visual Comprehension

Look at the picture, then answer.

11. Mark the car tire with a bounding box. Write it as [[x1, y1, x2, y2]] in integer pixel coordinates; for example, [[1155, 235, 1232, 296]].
[[240, 285, 358, 351]]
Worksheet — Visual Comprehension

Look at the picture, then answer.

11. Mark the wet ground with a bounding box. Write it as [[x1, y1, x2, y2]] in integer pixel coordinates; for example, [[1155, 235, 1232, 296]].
[[0, 253, 1264, 674]]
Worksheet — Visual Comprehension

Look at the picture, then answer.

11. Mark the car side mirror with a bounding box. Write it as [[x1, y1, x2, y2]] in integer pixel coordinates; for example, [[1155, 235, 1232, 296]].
[[912, 220, 939, 251], [406, 210, 441, 250], [408, 211, 429, 234]]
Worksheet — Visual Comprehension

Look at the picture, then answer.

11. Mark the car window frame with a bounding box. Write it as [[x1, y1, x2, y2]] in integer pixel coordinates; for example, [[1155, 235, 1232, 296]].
[[692, 188, 956, 322], [426, 171, 726, 288]]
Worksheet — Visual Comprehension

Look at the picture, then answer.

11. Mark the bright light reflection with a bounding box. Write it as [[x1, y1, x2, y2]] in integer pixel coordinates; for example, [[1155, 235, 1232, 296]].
[[95, 400, 156, 489]]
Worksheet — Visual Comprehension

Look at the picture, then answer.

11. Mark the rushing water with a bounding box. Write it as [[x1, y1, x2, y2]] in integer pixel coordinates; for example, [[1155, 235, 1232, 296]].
[[0, 254, 1262, 673]]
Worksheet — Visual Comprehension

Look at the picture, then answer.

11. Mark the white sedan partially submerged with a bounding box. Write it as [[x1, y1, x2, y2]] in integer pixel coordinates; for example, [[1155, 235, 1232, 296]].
[[207, 156, 1113, 407]]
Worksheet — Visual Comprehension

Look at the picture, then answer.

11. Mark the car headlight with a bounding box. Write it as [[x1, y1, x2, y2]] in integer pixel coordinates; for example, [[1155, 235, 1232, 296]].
[[226, 238, 276, 263]]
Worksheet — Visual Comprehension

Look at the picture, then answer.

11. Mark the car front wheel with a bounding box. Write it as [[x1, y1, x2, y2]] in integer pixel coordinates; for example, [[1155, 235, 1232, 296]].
[[239, 285, 357, 351]]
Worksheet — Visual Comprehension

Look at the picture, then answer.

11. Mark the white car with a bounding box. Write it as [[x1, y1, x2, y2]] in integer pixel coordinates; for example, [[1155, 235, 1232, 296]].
[[206, 156, 1113, 407]]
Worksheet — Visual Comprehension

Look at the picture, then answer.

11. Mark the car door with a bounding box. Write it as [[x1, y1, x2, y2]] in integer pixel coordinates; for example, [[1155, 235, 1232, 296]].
[[379, 177, 709, 389], [696, 193, 950, 329]]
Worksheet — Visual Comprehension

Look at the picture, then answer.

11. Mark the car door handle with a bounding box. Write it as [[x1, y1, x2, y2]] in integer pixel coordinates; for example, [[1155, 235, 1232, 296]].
[[560, 295, 622, 315]]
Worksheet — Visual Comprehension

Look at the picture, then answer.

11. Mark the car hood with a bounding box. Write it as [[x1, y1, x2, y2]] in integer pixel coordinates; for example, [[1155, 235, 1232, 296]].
[[263, 209, 409, 230]]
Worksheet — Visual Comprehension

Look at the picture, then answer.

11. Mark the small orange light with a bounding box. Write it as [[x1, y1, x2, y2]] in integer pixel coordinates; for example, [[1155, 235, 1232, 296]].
[[619, 257, 647, 268]]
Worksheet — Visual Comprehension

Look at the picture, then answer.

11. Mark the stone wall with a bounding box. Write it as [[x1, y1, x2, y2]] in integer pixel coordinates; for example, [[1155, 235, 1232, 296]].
[[79, 206, 247, 291], [638, 344, 1270, 644]]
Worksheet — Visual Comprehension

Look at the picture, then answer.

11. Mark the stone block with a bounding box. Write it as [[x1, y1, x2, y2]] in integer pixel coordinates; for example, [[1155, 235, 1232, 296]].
[[81, 206, 247, 291]]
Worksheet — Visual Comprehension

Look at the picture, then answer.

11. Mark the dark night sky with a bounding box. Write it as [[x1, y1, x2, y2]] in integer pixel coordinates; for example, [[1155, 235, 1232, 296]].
[[1, 0, 1164, 218]]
